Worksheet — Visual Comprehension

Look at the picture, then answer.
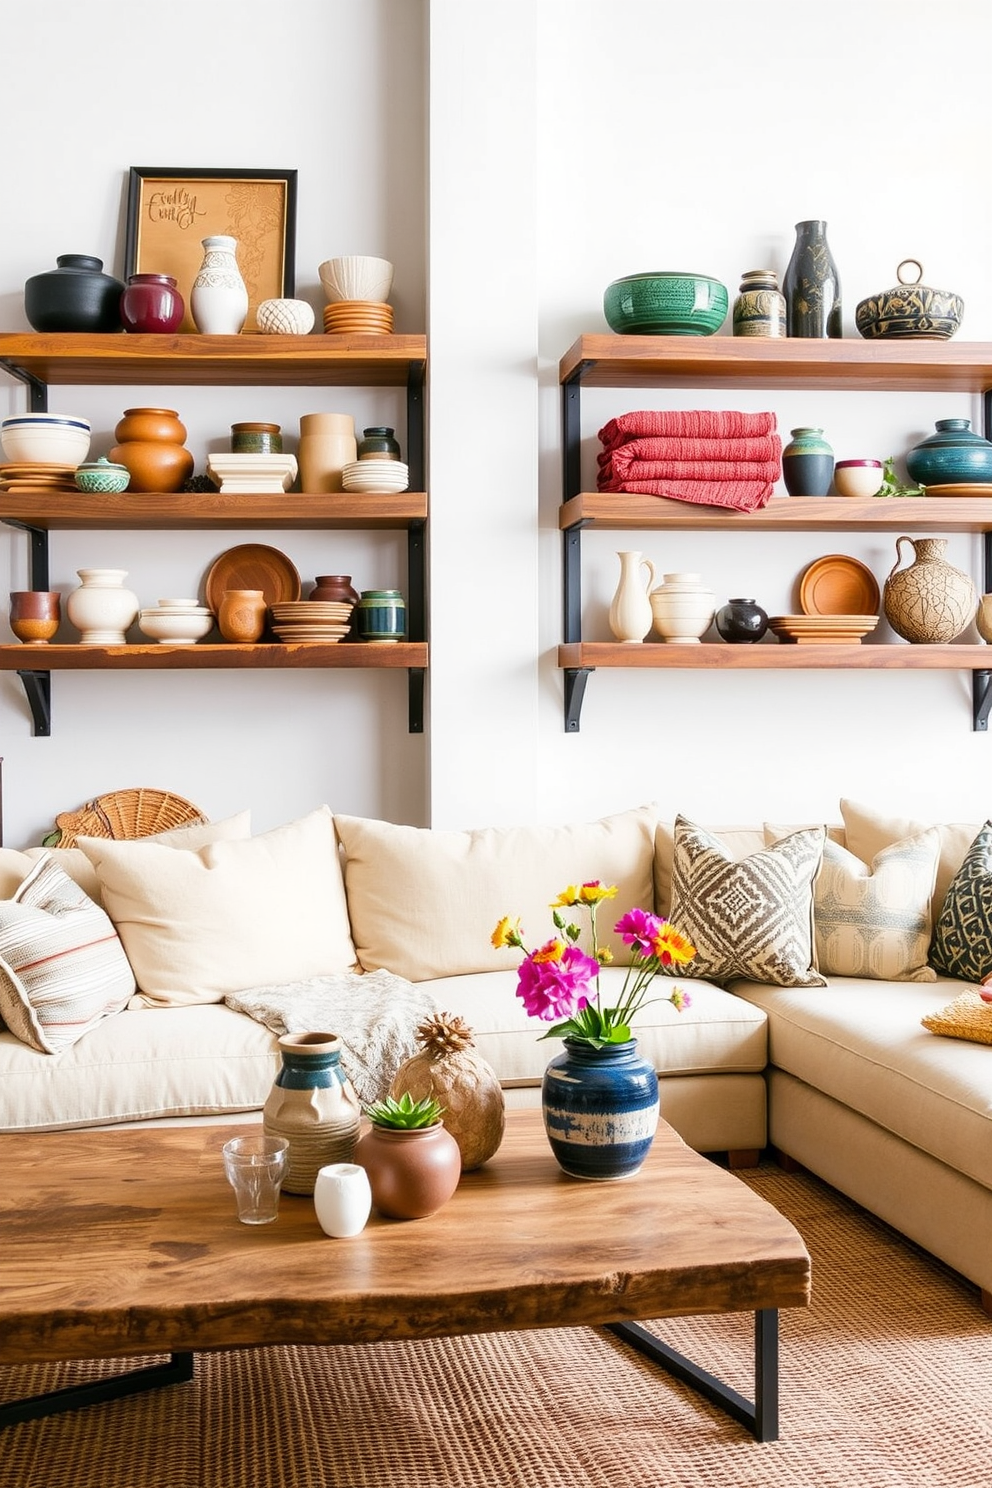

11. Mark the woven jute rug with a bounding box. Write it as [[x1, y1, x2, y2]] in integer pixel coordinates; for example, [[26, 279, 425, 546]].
[[2, 1163, 990, 1488]]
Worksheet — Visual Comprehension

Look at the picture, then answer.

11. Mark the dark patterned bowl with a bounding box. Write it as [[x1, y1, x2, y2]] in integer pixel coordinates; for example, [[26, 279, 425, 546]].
[[603, 272, 729, 336], [856, 259, 963, 340]]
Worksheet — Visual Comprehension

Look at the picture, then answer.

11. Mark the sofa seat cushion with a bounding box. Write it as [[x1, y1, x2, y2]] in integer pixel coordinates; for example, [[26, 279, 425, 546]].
[[731, 976, 992, 1191], [0, 1003, 281, 1132], [414, 967, 767, 1088]]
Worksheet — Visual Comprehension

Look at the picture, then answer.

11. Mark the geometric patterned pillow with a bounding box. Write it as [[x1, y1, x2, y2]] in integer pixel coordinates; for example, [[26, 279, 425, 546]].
[[929, 821, 992, 982], [0, 853, 136, 1053], [813, 830, 940, 981], [665, 816, 826, 987]]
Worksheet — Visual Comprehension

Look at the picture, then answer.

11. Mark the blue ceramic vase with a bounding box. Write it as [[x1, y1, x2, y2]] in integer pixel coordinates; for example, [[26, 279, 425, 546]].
[[782, 427, 834, 497], [542, 1037, 659, 1180], [904, 419, 992, 487]]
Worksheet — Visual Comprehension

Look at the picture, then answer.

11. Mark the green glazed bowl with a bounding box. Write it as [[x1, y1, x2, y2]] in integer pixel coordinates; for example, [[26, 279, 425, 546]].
[[74, 457, 131, 494], [603, 272, 729, 336]]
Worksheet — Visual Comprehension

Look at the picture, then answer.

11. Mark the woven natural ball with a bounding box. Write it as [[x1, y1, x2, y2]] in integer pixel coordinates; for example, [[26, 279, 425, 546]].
[[256, 298, 315, 335]]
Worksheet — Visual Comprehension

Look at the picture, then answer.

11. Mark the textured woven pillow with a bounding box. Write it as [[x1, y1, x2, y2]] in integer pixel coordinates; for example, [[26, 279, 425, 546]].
[[766, 826, 940, 981], [0, 854, 136, 1053], [921, 990, 992, 1045], [78, 806, 357, 1008], [839, 799, 980, 929], [929, 821, 992, 982], [665, 816, 825, 987]]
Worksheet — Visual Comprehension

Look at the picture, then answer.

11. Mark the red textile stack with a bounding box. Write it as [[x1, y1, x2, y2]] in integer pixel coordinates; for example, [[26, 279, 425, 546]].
[[597, 409, 781, 511]]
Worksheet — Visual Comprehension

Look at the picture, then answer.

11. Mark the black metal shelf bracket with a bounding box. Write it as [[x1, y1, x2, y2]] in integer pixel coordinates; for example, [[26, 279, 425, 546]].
[[974, 671, 992, 731], [16, 670, 51, 736], [564, 667, 593, 733]]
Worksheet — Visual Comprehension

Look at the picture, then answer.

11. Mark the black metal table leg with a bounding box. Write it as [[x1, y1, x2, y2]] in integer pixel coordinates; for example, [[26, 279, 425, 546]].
[[0, 1351, 195, 1429], [608, 1309, 779, 1442]]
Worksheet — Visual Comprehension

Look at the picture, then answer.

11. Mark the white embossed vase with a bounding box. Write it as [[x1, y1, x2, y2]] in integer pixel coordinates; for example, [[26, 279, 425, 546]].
[[65, 568, 139, 644], [190, 235, 249, 334], [649, 571, 717, 643], [609, 550, 657, 643]]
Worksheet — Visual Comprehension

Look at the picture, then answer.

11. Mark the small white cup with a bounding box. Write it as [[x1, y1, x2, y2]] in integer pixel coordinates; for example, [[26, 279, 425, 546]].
[[222, 1133, 289, 1225], [314, 1161, 372, 1238]]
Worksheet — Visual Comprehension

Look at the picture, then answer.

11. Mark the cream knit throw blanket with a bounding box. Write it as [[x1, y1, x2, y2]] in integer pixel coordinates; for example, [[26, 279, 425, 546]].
[[225, 968, 439, 1103]]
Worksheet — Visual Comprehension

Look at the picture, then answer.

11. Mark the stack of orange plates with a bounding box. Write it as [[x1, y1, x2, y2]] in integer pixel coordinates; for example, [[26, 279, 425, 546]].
[[268, 600, 354, 643], [322, 299, 393, 335], [768, 615, 880, 644], [0, 462, 79, 493]]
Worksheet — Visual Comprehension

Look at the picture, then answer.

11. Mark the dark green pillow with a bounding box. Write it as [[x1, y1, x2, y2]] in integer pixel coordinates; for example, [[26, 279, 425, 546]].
[[929, 821, 992, 981]]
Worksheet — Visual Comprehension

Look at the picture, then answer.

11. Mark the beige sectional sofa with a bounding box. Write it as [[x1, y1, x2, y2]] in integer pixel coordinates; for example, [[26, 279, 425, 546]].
[[0, 799, 989, 1306]]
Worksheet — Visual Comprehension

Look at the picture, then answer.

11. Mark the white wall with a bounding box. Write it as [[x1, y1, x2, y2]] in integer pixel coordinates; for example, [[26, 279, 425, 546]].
[[427, 0, 992, 833], [4, 0, 992, 849], [0, 0, 427, 845]]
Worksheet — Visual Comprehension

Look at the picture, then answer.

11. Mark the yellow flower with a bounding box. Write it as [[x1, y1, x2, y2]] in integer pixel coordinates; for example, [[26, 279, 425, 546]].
[[533, 938, 566, 964], [578, 881, 618, 906], [491, 916, 522, 950], [596, 947, 614, 966], [654, 925, 696, 967]]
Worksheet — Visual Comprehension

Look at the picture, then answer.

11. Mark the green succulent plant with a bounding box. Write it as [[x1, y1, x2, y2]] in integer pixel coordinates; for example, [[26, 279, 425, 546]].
[[365, 1091, 445, 1129]]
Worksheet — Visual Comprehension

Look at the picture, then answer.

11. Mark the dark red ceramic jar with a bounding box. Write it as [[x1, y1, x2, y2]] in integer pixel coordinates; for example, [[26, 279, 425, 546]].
[[120, 273, 185, 334]]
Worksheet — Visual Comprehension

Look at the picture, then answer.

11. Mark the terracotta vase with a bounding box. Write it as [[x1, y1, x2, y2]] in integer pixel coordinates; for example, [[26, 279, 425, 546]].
[[262, 1032, 363, 1197], [217, 588, 267, 643], [883, 536, 977, 644], [109, 406, 194, 493], [309, 574, 360, 605], [9, 590, 60, 645], [354, 1122, 462, 1220]]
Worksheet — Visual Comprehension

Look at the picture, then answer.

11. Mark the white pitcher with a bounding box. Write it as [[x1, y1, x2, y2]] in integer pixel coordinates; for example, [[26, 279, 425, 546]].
[[609, 550, 657, 643]]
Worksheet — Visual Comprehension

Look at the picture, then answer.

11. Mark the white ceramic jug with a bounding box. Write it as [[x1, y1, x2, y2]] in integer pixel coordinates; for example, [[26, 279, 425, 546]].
[[609, 550, 657, 643]]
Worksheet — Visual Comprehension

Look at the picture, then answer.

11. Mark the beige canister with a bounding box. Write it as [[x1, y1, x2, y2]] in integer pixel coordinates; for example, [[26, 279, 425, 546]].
[[298, 412, 357, 493]]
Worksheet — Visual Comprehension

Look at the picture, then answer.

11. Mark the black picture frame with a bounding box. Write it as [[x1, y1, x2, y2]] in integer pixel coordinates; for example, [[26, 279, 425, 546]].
[[123, 167, 297, 331]]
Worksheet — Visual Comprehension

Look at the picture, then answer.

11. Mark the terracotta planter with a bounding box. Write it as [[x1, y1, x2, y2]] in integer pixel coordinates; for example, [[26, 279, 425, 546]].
[[109, 406, 194, 493], [354, 1122, 461, 1220]]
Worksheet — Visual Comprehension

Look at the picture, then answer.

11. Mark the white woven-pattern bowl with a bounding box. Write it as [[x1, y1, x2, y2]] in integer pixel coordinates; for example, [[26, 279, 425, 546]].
[[256, 298, 315, 335], [318, 256, 393, 304]]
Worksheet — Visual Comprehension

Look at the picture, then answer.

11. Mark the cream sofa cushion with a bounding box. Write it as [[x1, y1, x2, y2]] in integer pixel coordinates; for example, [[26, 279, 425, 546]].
[[0, 810, 252, 907], [0, 1002, 280, 1131], [412, 966, 767, 1087], [334, 806, 658, 981], [839, 799, 979, 925], [78, 806, 356, 1007]]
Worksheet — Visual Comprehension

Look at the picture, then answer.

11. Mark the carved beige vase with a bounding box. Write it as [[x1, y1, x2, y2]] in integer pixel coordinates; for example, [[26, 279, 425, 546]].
[[263, 1033, 362, 1196], [883, 536, 976, 644]]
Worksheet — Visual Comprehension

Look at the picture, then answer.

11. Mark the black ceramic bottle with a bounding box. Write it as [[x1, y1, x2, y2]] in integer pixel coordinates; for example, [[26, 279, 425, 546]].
[[715, 598, 769, 643], [24, 254, 125, 333], [783, 221, 841, 338]]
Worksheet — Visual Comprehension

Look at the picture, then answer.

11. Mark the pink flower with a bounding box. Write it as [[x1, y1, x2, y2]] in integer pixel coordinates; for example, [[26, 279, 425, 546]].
[[516, 944, 600, 1022], [614, 907, 664, 957]]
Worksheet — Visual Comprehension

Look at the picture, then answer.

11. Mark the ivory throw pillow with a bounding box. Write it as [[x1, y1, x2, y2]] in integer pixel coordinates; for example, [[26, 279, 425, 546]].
[[0, 809, 252, 908], [839, 799, 980, 928], [921, 990, 992, 1046], [333, 806, 658, 981], [665, 816, 826, 987], [0, 854, 136, 1053], [803, 831, 940, 981], [78, 806, 356, 1008], [929, 821, 992, 982]]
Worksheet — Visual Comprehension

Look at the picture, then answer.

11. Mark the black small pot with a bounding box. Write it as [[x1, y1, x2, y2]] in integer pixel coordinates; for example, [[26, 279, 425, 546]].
[[24, 253, 125, 333], [715, 597, 768, 643]]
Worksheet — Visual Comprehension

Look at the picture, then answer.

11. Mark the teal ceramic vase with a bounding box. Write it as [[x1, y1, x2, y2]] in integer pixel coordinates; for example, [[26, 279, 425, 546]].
[[783, 221, 842, 338], [356, 589, 406, 642], [542, 1038, 659, 1180], [905, 419, 992, 487], [782, 427, 834, 496]]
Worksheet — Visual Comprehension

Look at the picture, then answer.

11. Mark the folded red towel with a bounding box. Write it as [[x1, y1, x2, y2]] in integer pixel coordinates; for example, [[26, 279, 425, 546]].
[[599, 409, 777, 450], [602, 477, 774, 511], [597, 433, 782, 470], [599, 458, 781, 488]]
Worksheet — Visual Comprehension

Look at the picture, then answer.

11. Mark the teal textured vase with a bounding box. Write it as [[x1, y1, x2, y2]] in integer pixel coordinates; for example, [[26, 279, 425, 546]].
[[782, 427, 834, 496], [905, 419, 992, 487], [542, 1038, 659, 1180], [783, 221, 842, 338]]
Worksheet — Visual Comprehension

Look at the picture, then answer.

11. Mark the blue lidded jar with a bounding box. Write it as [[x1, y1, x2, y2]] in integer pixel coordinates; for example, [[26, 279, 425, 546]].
[[356, 589, 405, 643]]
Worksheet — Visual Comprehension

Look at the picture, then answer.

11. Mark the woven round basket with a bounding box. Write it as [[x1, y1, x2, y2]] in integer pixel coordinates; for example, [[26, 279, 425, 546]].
[[45, 788, 207, 848]]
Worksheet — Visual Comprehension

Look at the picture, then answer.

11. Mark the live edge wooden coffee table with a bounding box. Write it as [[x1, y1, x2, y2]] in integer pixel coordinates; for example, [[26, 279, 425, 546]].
[[0, 1109, 810, 1442]]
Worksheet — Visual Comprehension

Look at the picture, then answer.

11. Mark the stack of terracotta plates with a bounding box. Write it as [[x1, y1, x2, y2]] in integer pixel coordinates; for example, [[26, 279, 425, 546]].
[[322, 300, 394, 335], [0, 462, 79, 493], [767, 615, 880, 644], [268, 600, 354, 643]]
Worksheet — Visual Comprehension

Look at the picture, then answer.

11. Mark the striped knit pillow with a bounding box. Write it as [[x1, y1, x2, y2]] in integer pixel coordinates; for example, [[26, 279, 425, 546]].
[[0, 853, 135, 1053]]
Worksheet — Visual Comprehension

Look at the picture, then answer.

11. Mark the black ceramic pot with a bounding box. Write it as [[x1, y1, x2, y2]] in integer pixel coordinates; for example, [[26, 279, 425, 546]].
[[24, 254, 125, 333], [715, 597, 768, 643]]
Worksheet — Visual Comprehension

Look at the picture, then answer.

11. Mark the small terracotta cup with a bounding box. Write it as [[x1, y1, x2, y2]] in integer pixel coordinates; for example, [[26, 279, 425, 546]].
[[9, 590, 60, 644]]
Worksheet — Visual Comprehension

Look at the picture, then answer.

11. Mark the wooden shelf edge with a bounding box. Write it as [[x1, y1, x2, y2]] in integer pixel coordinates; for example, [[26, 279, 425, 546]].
[[1, 491, 428, 531], [0, 642, 428, 672], [559, 493, 992, 533], [557, 642, 992, 671]]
